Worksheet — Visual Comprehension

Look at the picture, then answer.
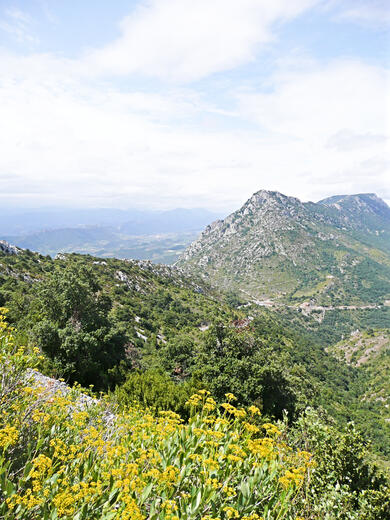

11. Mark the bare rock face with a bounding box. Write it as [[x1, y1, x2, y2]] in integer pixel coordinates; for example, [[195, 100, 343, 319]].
[[27, 369, 116, 425], [0, 240, 20, 255], [177, 190, 390, 305]]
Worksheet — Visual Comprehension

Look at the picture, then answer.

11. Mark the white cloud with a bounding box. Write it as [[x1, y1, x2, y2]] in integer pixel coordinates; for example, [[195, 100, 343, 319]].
[[237, 61, 389, 138], [326, 130, 388, 152], [86, 0, 317, 82], [0, 8, 38, 45], [0, 52, 248, 209], [235, 59, 390, 202], [0, 0, 389, 212], [327, 0, 390, 28], [0, 51, 389, 211]]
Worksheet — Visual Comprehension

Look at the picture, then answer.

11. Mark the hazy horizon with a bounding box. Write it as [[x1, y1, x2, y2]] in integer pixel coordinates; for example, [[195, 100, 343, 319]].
[[1, 189, 389, 215]]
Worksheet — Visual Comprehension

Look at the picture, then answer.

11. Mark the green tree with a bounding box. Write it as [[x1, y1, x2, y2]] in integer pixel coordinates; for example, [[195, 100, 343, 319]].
[[192, 324, 312, 419], [30, 262, 128, 388]]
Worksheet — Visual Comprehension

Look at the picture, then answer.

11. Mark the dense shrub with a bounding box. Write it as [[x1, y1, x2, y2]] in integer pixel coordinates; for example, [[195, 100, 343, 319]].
[[113, 369, 203, 419]]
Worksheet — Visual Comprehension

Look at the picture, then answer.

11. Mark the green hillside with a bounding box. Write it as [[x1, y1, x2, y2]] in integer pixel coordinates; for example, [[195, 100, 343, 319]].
[[328, 329, 390, 423], [1, 238, 390, 518], [0, 245, 235, 385], [178, 191, 390, 306], [0, 244, 389, 458]]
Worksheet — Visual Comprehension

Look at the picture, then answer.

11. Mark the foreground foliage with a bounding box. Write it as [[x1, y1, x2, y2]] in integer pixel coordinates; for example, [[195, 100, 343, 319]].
[[1, 314, 312, 520], [1, 313, 389, 519]]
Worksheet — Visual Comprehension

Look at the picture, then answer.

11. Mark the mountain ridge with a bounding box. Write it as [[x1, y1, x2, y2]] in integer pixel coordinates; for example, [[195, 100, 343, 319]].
[[178, 190, 390, 305]]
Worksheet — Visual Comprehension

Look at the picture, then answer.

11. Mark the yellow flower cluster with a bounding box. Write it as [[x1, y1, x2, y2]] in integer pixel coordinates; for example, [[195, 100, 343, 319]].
[[279, 467, 306, 489], [221, 402, 247, 419], [248, 405, 261, 416], [224, 506, 240, 518], [262, 423, 282, 436], [0, 424, 19, 448], [247, 437, 276, 461]]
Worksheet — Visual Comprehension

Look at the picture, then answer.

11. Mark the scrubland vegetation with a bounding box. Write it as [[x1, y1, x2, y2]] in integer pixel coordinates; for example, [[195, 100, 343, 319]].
[[1, 313, 389, 519], [1, 247, 390, 518]]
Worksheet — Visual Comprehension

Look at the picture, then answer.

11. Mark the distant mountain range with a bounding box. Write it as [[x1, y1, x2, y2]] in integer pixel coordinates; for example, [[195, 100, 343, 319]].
[[0, 207, 222, 236], [178, 191, 390, 305], [2, 207, 222, 263], [4, 192, 390, 298]]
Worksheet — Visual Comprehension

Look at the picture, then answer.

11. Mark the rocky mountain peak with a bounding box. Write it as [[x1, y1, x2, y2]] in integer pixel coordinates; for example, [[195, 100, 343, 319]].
[[178, 189, 390, 304], [250, 189, 300, 204], [195, 190, 304, 245], [231, 190, 308, 230], [244, 190, 303, 213]]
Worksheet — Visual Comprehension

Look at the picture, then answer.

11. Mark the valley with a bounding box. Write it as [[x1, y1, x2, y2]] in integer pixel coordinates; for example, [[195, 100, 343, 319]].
[[5, 229, 198, 264], [2, 207, 222, 264]]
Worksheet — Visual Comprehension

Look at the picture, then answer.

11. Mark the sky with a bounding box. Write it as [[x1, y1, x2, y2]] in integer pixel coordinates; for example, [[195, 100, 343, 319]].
[[0, 0, 389, 211]]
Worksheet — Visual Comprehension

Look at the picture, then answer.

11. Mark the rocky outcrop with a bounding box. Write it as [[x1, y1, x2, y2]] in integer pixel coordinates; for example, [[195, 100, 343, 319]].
[[0, 240, 20, 255], [27, 369, 115, 425]]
